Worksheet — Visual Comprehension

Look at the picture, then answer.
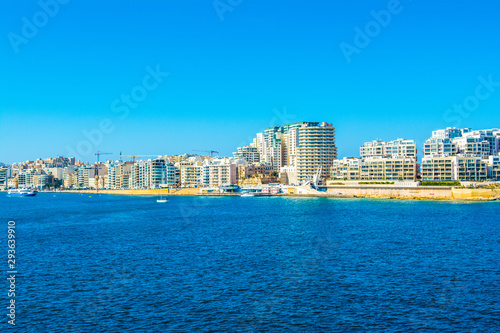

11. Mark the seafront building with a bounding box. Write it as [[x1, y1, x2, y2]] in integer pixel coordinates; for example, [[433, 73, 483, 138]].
[[360, 139, 417, 160], [17, 170, 34, 188], [421, 156, 488, 181], [296, 122, 337, 183], [3, 125, 500, 191], [204, 158, 237, 187], [179, 158, 203, 187], [236, 121, 337, 184], [330, 157, 418, 181], [423, 127, 500, 158], [420, 127, 500, 181]]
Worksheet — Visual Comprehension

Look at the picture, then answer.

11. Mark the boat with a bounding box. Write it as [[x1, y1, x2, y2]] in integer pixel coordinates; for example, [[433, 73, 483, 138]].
[[157, 187, 168, 203], [241, 193, 255, 197], [7, 188, 38, 197]]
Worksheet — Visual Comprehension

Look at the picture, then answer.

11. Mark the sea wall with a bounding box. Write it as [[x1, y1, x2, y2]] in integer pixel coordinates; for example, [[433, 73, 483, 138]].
[[43, 187, 500, 201], [452, 188, 500, 200], [48, 188, 200, 196], [326, 186, 452, 199]]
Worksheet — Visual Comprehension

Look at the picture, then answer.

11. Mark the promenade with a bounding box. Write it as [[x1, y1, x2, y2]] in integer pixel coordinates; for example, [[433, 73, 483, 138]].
[[40, 187, 500, 201]]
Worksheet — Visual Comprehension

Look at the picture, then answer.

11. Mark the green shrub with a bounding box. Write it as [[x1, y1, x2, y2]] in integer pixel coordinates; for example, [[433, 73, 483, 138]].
[[420, 181, 461, 187]]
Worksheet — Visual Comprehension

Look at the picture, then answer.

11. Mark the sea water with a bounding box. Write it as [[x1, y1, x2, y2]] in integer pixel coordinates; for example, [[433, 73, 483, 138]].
[[1, 193, 498, 332]]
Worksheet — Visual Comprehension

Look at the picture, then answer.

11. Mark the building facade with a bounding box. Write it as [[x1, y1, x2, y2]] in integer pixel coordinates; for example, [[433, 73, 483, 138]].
[[330, 157, 417, 181], [296, 122, 337, 183], [361, 139, 417, 160], [421, 156, 488, 181]]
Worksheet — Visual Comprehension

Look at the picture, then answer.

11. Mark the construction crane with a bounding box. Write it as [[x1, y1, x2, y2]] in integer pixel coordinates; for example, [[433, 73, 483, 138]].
[[94, 151, 112, 163], [93, 151, 112, 178], [193, 149, 219, 157], [120, 152, 161, 164]]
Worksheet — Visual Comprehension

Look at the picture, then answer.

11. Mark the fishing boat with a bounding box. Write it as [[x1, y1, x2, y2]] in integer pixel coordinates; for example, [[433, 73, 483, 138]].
[[241, 193, 255, 197], [7, 188, 37, 197]]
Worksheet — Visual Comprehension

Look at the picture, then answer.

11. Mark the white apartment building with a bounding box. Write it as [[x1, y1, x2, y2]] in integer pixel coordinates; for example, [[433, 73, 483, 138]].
[[77, 165, 95, 188], [452, 136, 490, 158], [106, 162, 133, 189], [165, 163, 180, 186], [17, 170, 35, 188], [360, 139, 417, 160], [127, 158, 178, 189], [423, 127, 499, 158], [462, 129, 500, 156], [179, 158, 204, 187], [233, 146, 260, 163], [43, 166, 64, 180], [202, 158, 237, 187], [296, 122, 337, 183]]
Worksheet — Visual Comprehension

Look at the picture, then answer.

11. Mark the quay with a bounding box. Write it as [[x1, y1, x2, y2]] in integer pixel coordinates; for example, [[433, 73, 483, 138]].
[[39, 186, 500, 201]]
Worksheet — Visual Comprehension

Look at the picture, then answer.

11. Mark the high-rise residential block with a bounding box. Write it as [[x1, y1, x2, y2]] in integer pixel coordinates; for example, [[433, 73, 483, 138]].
[[296, 122, 337, 183]]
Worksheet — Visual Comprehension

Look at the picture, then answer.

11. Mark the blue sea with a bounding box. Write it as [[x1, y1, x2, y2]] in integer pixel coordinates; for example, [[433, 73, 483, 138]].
[[1, 193, 499, 332]]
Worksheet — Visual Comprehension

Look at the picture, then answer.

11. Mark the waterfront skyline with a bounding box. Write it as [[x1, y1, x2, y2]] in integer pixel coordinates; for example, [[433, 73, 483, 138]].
[[1, 0, 500, 164]]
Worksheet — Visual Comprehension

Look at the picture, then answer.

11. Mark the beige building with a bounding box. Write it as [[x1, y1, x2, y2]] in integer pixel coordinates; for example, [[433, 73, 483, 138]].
[[421, 157, 454, 181], [238, 163, 278, 185], [204, 158, 237, 187], [107, 162, 133, 189], [421, 156, 487, 181], [63, 168, 78, 188], [32, 171, 54, 189], [330, 157, 417, 181], [179, 160, 203, 187]]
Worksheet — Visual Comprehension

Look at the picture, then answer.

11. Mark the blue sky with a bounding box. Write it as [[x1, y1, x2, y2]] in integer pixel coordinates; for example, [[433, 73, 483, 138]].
[[1, 0, 499, 164]]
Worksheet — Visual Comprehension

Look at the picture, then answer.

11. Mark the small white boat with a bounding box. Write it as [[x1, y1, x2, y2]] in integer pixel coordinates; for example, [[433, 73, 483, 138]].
[[7, 188, 37, 197], [241, 193, 255, 197], [157, 188, 168, 203]]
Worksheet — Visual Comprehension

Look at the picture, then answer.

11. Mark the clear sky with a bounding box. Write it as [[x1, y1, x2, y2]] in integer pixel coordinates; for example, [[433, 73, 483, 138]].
[[1, 0, 499, 164]]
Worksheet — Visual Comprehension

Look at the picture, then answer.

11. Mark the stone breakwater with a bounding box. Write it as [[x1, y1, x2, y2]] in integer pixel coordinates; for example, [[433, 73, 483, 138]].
[[40, 187, 500, 201]]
